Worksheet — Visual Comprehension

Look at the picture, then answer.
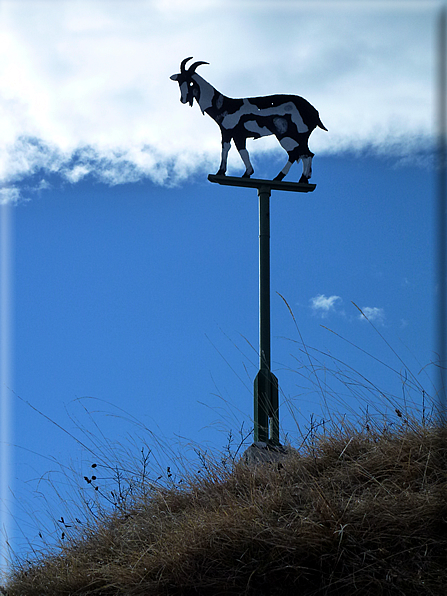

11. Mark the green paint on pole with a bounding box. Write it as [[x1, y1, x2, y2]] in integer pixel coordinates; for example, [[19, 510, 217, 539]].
[[256, 185, 278, 444]]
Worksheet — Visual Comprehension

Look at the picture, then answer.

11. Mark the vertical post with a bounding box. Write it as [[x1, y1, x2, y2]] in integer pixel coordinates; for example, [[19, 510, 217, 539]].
[[254, 186, 279, 445], [258, 186, 271, 371], [207, 173, 316, 446]]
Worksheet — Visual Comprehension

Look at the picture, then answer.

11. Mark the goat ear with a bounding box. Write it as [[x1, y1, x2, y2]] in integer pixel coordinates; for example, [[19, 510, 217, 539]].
[[170, 74, 179, 81]]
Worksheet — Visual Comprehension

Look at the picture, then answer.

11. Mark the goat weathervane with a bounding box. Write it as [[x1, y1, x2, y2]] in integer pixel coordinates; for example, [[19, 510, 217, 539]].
[[170, 57, 327, 183], [171, 58, 324, 451]]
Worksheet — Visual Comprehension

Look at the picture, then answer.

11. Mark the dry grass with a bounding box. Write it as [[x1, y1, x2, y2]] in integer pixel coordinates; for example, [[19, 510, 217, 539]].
[[3, 418, 446, 596]]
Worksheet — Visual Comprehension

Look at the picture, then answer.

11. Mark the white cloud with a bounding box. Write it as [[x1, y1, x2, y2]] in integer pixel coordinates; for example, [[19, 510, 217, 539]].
[[0, 0, 438, 202], [310, 294, 343, 318], [64, 164, 91, 184], [358, 306, 385, 325]]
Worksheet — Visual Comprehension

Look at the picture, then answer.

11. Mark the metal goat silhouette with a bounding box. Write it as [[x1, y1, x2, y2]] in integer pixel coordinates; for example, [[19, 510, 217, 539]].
[[170, 57, 327, 183]]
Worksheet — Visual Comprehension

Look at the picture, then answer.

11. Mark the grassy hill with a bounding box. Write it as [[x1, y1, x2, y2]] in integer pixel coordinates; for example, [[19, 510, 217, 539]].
[[3, 418, 446, 596]]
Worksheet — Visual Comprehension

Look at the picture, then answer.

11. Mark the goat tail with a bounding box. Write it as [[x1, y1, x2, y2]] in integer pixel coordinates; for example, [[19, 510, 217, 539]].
[[318, 117, 328, 131]]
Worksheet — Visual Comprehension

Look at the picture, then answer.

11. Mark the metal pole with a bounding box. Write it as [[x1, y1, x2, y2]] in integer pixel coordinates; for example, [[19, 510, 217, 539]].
[[259, 186, 271, 370], [254, 186, 279, 445], [207, 173, 315, 446]]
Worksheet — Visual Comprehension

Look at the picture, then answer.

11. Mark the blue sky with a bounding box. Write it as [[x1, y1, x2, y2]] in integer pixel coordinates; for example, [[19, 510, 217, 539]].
[[0, 0, 444, 573]]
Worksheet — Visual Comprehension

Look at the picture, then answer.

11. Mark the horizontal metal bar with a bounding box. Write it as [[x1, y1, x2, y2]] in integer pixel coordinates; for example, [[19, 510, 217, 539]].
[[208, 174, 316, 193]]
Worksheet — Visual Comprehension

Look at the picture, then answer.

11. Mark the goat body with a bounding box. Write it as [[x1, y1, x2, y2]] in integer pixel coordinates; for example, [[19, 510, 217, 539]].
[[171, 58, 327, 182]]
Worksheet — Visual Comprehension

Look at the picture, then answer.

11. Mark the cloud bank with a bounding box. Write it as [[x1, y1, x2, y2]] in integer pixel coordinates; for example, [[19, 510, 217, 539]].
[[0, 1, 439, 201]]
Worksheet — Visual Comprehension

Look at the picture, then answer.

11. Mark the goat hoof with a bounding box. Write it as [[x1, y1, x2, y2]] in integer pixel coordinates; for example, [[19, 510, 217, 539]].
[[274, 173, 285, 181], [215, 170, 226, 176], [299, 175, 310, 184]]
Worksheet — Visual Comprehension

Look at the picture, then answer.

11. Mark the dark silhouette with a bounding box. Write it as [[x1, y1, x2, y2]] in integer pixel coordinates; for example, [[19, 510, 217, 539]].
[[171, 57, 327, 182]]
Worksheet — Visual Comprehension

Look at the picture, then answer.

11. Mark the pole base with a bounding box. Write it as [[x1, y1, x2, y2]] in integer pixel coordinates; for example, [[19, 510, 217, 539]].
[[242, 442, 296, 466], [254, 369, 279, 445]]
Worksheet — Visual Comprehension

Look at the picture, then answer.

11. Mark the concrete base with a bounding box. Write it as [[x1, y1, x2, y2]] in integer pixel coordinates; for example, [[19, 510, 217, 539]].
[[242, 442, 295, 466]]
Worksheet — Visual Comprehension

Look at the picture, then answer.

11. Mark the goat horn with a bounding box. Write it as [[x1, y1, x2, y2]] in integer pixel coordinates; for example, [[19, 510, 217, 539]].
[[187, 61, 209, 74], [180, 57, 193, 73]]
